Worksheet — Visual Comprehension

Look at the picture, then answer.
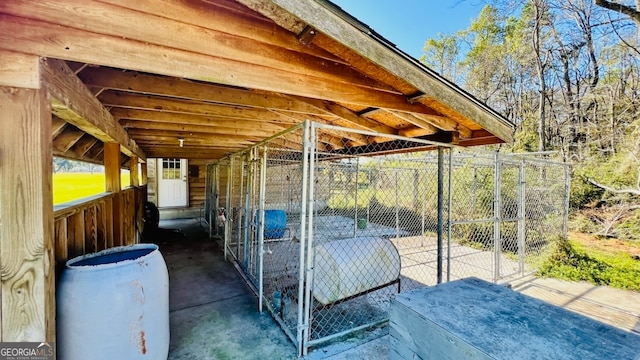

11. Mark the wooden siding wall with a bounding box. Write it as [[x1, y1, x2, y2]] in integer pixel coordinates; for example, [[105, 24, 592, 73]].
[[188, 159, 207, 209], [146, 158, 207, 210], [53, 186, 145, 274], [146, 159, 157, 204]]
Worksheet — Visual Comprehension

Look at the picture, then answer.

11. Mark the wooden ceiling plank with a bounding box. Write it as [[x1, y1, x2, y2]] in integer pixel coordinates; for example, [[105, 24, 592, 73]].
[[99, 0, 342, 62], [51, 115, 68, 138], [289, 96, 397, 135], [0, 0, 392, 93], [53, 125, 85, 152], [0, 15, 437, 112], [112, 108, 287, 132], [408, 112, 473, 138], [79, 67, 326, 116], [71, 134, 99, 157], [119, 119, 276, 138], [128, 129, 260, 142], [385, 110, 441, 134], [249, 0, 515, 143], [39, 58, 145, 159], [270, 110, 367, 145], [398, 126, 438, 138], [53, 148, 100, 165], [100, 91, 297, 124], [84, 141, 104, 160]]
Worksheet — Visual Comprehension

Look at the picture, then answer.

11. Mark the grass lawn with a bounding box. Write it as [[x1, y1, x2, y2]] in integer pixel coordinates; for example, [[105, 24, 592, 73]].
[[538, 236, 640, 291], [53, 172, 131, 205]]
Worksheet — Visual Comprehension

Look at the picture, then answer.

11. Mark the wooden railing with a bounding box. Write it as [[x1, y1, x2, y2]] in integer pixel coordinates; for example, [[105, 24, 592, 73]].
[[53, 186, 145, 274]]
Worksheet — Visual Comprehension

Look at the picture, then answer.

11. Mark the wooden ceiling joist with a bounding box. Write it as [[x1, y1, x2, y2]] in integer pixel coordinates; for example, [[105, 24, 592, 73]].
[[78, 67, 326, 116], [53, 125, 85, 153], [112, 109, 287, 133], [100, 92, 297, 125], [40, 58, 145, 159]]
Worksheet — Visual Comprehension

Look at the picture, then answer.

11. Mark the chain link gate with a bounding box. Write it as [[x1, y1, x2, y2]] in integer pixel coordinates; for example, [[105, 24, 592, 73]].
[[204, 121, 571, 356]]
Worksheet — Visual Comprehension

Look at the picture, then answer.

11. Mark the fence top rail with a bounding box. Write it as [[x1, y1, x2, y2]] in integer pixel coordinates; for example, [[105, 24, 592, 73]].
[[209, 122, 306, 166], [54, 192, 117, 220], [53, 186, 141, 220], [313, 122, 460, 150]]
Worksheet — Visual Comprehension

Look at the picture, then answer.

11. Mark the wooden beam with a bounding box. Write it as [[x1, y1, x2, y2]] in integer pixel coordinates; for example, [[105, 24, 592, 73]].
[[130, 156, 139, 187], [112, 108, 287, 131], [98, 0, 341, 62], [247, 0, 515, 143], [119, 119, 278, 138], [70, 135, 99, 158], [79, 67, 326, 115], [53, 125, 85, 153], [51, 116, 67, 138], [0, 71, 55, 341], [398, 126, 438, 138], [38, 58, 145, 159], [104, 142, 121, 247], [128, 130, 259, 146], [289, 96, 397, 135], [0, 0, 387, 91], [402, 110, 473, 138], [141, 162, 148, 186], [0, 14, 434, 112], [0, 50, 40, 89], [101, 92, 297, 124], [386, 110, 468, 137], [104, 143, 121, 192]]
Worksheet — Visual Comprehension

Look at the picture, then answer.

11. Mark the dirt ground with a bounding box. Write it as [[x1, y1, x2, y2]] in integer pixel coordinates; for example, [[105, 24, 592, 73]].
[[569, 231, 640, 258]]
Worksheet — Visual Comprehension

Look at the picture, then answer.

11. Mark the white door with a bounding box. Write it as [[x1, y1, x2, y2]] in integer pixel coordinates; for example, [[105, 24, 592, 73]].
[[158, 158, 188, 208]]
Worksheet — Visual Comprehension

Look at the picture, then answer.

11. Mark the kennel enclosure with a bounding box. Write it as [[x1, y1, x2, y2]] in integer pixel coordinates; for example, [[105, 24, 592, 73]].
[[205, 121, 570, 356]]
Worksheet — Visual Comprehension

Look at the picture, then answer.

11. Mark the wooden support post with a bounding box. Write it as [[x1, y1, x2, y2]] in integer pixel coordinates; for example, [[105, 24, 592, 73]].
[[104, 143, 121, 192], [141, 162, 149, 203], [141, 161, 148, 185], [0, 54, 55, 342], [130, 156, 139, 187], [104, 142, 121, 246]]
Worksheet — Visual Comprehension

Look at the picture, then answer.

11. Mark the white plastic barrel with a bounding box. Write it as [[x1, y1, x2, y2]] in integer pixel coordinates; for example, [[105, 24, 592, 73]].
[[57, 244, 169, 360], [313, 237, 401, 305]]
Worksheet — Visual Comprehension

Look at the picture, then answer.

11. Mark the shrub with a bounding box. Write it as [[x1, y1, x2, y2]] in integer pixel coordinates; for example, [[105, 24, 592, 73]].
[[538, 237, 640, 291]]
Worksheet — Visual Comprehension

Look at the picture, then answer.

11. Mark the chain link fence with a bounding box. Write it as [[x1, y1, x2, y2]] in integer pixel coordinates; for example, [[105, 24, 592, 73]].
[[205, 121, 570, 355]]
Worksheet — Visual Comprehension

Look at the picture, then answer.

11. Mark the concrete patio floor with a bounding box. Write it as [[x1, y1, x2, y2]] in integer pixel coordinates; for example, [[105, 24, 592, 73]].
[[155, 218, 640, 359]]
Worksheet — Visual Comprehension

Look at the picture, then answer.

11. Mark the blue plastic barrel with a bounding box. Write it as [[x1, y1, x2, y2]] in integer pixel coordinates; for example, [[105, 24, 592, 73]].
[[264, 209, 287, 239], [57, 244, 169, 360]]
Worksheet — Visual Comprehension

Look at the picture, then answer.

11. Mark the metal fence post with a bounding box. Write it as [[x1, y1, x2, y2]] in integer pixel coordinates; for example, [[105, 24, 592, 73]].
[[302, 121, 318, 356], [225, 158, 234, 261], [447, 149, 453, 282], [257, 146, 267, 313], [563, 164, 572, 238], [354, 157, 359, 237], [518, 159, 526, 276], [437, 146, 444, 284], [395, 170, 400, 239], [296, 121, 311, 357], [493, 152, 502, 282]]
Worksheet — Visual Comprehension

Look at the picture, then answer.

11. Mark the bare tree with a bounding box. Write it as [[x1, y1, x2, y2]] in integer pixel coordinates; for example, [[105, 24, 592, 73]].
[[594, 0, 640, 25]]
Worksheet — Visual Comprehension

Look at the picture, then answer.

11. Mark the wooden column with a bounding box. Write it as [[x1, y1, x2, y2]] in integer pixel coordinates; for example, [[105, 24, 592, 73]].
[[0, 53, 55, 341], [141, 161, 148, 186], [130, 156, 139, 187], [104, 143, 121, 246]]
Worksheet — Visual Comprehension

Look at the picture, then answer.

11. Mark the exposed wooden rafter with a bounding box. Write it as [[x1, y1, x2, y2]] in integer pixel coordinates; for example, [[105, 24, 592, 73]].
[[40, 58, 145, 159]]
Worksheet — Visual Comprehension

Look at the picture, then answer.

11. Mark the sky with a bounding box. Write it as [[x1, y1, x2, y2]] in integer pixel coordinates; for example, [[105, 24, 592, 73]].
[[330, 0, 488, 59]]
